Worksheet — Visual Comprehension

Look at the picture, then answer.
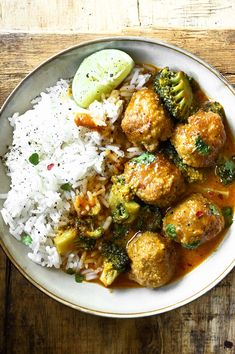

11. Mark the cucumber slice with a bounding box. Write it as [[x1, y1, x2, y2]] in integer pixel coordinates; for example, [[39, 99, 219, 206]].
[[72, 49, 134, 108]]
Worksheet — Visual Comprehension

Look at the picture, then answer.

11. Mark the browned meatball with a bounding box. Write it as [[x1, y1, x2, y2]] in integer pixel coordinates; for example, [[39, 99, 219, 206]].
[[171, 110, 226, 167], [121, 88, 173, 152], [163, 193, 224, 249], [123, 153, 185, 207], [127, 231, 177, 288]]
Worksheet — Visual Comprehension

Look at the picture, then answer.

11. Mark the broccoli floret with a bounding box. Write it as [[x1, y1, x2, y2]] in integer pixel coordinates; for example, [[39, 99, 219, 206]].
[[109, 176, 140, 224], [74, 235, 96, 251], [162, 141, 204, 183], [216, 158, 235, 185], [203, 101, 225, 119], [136, 205, 162, 231], [101, 242, 130, 272], [100, 242, 130, 286], [154, 67, 194, 121]]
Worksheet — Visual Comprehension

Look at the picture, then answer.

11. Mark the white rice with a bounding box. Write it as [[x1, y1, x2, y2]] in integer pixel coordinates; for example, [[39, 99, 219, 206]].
[[1, 67, 151, 271]]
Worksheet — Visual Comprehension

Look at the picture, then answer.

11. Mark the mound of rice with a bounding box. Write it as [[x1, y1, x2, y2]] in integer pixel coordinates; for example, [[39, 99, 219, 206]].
[[0, 67, 150, 272]]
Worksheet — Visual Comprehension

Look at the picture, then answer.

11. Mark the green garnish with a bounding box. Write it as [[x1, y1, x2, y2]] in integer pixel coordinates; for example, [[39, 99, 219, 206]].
[[21, 234, 32, 246], [216, 159, 235, 185], [209, 204, 220, 216], [29, 153, 39, 165], [165, 224, 177, 240], [222, 207, 233, 227], [61, 183, 73, 191], [195, 136, 211, 155], [75, 274, 85, 283], [66, 268, 75, 275], [182, 240, 201, 249], [132, 152, 156, 165]]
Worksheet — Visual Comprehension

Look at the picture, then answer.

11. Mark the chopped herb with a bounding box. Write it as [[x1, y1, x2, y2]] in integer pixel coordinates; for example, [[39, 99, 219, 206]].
[[29, 153, 39, 165], [222, 207, 233, 227], [61, 182, 72, 191], [132, 152, 156, 165], [209, 204, 220, 216], [182, 240, 201, 249], [75, 273, 85, 283], [195, 136, 211, 155], [165, 224, 177, 240], [216, 159, 235, 185], [66, 268, 75, 275], [21, 234, 32, 246]]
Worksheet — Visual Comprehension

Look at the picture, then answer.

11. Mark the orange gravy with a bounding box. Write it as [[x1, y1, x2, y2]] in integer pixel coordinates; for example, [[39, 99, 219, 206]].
[[107, 81, 235, 289]]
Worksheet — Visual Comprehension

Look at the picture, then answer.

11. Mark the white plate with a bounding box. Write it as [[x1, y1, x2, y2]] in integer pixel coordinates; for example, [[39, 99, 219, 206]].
[[0, 37, 234, 318]]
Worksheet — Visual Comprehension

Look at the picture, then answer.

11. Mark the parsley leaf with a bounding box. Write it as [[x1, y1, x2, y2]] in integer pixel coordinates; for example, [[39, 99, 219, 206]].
[[216, 159, 235, 185], [165, 223, 177, 240], [21, 234, 33, 246], [132, 152, 156, 165], [195, 136, 211, 155], [182, 240, 201, 249], [75, 274, 85, 283], [222, 206, 233, 227], [209, 204, 220, 216], [29, 153, 39, 165], [61, 183, 72, 191]]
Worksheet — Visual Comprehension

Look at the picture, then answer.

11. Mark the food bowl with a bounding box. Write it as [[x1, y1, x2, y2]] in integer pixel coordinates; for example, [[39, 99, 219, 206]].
[[0, 37, 234, 318]]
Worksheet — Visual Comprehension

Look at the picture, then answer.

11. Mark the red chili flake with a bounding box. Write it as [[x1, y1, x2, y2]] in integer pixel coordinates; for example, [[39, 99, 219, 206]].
[[208, 191, 215, 197], [47, 163, 55, 171], [218, 193, 224, 200], [196, 211, 204, 218]]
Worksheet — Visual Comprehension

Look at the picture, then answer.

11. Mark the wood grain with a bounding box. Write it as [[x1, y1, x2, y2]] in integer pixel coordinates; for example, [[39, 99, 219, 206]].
[[0, 31, 235, 354], [1, 0, 235, 32]]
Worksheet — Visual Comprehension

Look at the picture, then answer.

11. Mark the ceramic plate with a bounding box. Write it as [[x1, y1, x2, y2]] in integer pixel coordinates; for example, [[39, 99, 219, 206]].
[[0, 37, 234, 318]]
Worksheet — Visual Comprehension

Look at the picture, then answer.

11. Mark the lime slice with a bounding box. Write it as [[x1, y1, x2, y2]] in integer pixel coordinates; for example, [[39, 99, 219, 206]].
[[72, 49, 134, 108]]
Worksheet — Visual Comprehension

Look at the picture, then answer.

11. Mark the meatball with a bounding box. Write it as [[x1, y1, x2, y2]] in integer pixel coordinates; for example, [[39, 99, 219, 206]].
[[163, 193, 225, 249], [123, 153, 185, 207], [171, 110, 226, 167], [127, 231, 177, 288], [121, 88, 173, 152]]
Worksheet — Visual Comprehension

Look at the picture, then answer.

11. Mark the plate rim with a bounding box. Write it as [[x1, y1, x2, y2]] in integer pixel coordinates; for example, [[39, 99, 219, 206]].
[[0, 35, 234, 318]]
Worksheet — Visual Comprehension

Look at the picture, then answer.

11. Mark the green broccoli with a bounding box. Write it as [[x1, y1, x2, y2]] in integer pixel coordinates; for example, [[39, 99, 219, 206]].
[[136, 205, 162, 231], [216, 158, 235, 185], [109, 176, 140, 224], [162, 141, 204, 183], [74, 235, 96, 251], [154, 67, 194, 121], [203, 101, 225, 119], [100, 242, 130, 286]]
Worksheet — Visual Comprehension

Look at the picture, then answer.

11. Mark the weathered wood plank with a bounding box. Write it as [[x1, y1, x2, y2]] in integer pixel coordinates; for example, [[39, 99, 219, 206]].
[[1, 0, 235, 32], [3, 262, 235, 354], [1, 29, 235, 107], [0, 31, 235, 354]]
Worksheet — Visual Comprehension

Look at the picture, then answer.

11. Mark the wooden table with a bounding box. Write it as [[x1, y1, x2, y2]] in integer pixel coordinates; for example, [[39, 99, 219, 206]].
[[1, 2, 235, 353]]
